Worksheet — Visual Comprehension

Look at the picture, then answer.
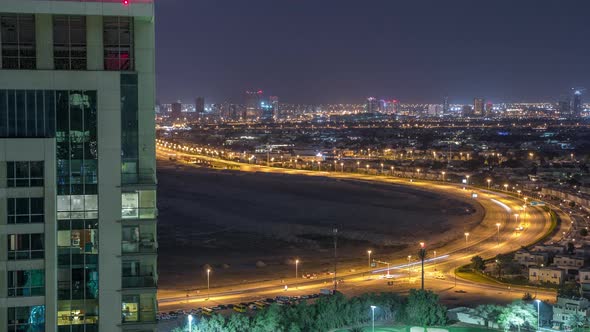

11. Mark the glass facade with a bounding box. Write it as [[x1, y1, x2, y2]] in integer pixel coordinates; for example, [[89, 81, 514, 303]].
[[55, 91, 99, 332], [0, 14, 36, 69], [7, 197, 44, 224], [0, 90, 56, 138], [7, 306, 45, 332], [121, 190, 156, 220], [53, 15, 87, 70], [7, 269, 45, 297], [122, 293, 156, 323], [103, 17, 133, 71], [121, 73, 139, 184]]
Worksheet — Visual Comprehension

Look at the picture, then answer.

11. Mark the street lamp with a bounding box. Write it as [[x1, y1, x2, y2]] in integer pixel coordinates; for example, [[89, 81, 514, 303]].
[[370, 305, 377, 332], [357, 161, 360, 172], [466, 175, 470, 185], [206, 268, 211, 300], [390, 166, 394, 176], [535, 299, 541, 331], [464, 232, 470, 244], [188, 314, 193, 332], [407, 255, 412, 279], [515, 214, 520, 225], [380, 163, 384, 174], [504, 184, 508, 191], [367, 250, 372, 268], [496, 223, 501, 245], [419, 242, 426, 290], [341, 162, 344, 172], [295, 259, 299, 279], [441, 171, 446, 182], [487, 178, 491, 189]]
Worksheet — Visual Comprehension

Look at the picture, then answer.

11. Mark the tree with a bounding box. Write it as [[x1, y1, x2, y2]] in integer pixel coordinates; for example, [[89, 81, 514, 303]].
[[522, 292, 533, 301], [558, 282, 580, 298], [580, 228, 588, 237], [566, 313, 586, 329], [404, 289, 447, 326], [497, 301, 537, 332], [470, 256, 485, 272], [472, 304, 502, 328]]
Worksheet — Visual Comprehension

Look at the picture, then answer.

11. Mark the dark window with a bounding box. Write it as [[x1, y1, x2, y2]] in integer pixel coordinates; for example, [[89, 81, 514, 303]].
[[0, 90, 57, 138], [8, 233, 44, 260], [7, 197, 44, 224], [53, 16, 86, 70], [1, 14, 36, 69], [103, 16, 133, 71], [6, 161, 44, 187]]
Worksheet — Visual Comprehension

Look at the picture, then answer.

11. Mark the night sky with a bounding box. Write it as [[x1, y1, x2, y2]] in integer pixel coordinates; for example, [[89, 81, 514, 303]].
[[155, 0, 590, 104]]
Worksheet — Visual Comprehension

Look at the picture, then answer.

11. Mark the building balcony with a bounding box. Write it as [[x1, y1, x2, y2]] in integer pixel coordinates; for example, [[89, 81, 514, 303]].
[[121, 169, 157, 188], [122, 275, 156, 289], [121, 240, 157, 255]]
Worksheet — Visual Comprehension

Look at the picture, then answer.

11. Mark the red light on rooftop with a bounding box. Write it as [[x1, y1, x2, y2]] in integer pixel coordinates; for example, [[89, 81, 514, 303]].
[[123, 0, 129, 6]]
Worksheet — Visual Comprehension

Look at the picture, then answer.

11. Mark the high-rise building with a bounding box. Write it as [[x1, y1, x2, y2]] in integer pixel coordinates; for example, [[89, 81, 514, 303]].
[[195, 97, 205, 114], [443, 96, 449, 114], [171, 102, 182, 119], [366, 97, 379, 113], [244, 90, 263, 120], [0, 1, 158, 332], [473, 98, 485, 116], [269, 96, 279, 120], [572, 90, 583, 118], [485, 102, 493, 117]]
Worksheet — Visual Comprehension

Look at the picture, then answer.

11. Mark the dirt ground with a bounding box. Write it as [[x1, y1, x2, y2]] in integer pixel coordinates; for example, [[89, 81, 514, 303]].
[[157, 160, 483, 292]]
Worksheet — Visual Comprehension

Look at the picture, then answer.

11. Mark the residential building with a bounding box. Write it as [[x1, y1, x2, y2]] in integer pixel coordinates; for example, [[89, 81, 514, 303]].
[[529, 266, 565, 285], [552, 297, 590, 327], [473, 98, 485, 116], [195, 97, 205, 114], [514, 249, 549, 268], [0, 1, 158, 332], [580, 268, 590, 298], [554, 254, 587, 274]]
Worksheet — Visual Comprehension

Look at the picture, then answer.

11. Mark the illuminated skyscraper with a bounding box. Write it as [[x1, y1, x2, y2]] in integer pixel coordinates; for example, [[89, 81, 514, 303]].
[[473, 98, 485, 116], [366, 97, 379, 113], [0, 1, 158, 331], [171, 101, 182, 119], [269, 96, 279, 119], [572, 90, 583, 118], [244, 90, 263, 119]]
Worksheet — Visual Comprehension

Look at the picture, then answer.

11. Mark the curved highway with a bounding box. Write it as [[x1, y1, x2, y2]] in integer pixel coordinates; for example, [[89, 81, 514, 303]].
[[155, 144, 559, 311]]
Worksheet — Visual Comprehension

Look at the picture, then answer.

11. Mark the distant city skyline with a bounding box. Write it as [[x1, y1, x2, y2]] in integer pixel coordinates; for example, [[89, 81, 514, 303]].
[[156, 0, 590, 104]]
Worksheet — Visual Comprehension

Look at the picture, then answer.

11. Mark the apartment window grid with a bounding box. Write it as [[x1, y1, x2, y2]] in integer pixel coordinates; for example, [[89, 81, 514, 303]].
[[53, 15, 87, 70], [6, 161, 44, 187], [0, 90, 57, 138], [7, 233, 44, 260], [7, 197, 44, 224], [104, 16, 134, 71], [0, 14, 36, 69], [7, 269, 45, 297], [7, 306, 45, 332]]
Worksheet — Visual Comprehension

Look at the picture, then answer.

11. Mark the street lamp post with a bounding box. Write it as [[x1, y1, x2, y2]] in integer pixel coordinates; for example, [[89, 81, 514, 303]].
[[188, 314, 193, 332], [370, 305, 377, 332], [442, 171, 446, 182], [496, 223, 501, 246], [515, 214, 520, 225], [380, 163, 384, 174], [464, 232, 470, 244], [357, 161, 360, 172], [487, 179, 491, 189], [419, 242, 426, 290], [341, 162, 344, 172], [466, 175, 470, 185], [206, 268, 211, 300], [390, 166, 394, 176], [504, 184, 508, 191], [367, 250, 372, 268], [407, 255, 412, 279]]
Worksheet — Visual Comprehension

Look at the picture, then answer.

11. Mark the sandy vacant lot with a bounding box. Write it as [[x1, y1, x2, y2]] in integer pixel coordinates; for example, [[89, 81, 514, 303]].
[[157, 160, 482, 290]]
